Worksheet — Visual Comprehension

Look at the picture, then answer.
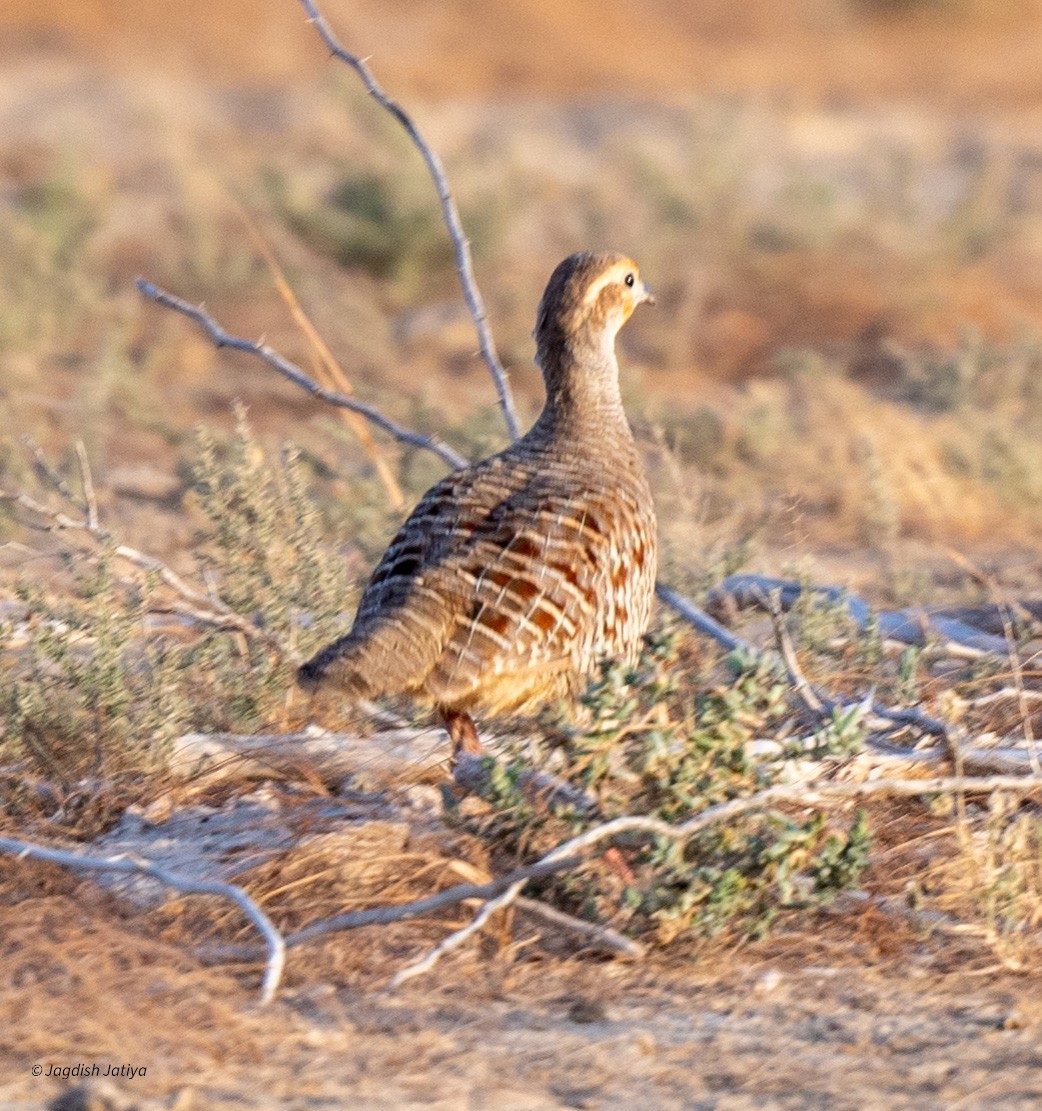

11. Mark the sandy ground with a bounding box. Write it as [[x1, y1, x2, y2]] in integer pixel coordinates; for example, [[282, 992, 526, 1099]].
[[3, 904, 1042, 1109]]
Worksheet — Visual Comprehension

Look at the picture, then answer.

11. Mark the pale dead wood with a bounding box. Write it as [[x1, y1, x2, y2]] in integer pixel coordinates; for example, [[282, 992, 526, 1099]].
[[0, 835, 286, 1004], [761, 585, 824, 715], [297, 0, 520, 441], [170, 729, 597, 812], [710, 573, 1013, 658], [73, 439, 99, 532], [513, 896, 645, 958], [656, 582, 752, 655], [198, 855, 586, 964], [845, 742, 1039, 777], [23, 432, 80, 506], [170, 726, 449, 786], [136, 279, 471, 473], [390, 880, 526, 987], [661, 580, 958, 750]]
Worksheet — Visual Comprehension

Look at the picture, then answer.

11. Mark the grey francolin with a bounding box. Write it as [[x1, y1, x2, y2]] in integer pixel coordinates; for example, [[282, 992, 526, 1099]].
[[299, 251, 657, 756]]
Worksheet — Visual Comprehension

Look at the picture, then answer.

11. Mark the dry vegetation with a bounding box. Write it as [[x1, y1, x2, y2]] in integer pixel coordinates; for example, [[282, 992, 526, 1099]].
[[4, 1, 1042, 1107]]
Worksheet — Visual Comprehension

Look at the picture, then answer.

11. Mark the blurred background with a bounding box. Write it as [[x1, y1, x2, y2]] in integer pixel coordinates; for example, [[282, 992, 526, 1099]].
[[4, 0, 1042, 599]]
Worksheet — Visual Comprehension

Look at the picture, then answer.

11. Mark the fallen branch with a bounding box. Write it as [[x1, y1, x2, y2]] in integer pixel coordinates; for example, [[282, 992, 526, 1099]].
[[177, 769, 1042, 987], [710, 573, 1014, 659], [513, 896, 645, 958], [390, 880, 525, 987], [355, 772, 1042, 984], [191, 853, 586, 961], [137, 279, 470, 473], [656, 582, 753, 655], [73, 438, 99, 532], [845, 742, 1039, 778], [298, 0, 520, 442], [170, 725, 450, 787], [762, 585, 825, 715], [660, 580, 958, 750], [0, 835, 286, 1005]]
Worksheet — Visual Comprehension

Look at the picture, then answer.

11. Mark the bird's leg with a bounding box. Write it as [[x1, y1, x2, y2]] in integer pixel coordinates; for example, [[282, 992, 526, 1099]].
[[442, 708, 483, 759]]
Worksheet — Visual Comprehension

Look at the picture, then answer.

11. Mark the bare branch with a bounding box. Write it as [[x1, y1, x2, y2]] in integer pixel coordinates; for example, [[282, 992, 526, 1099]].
[[196, 855, 585, 966], [191, 769, 1042, 984], [286, 855, 583, 945], [656, 583, 753, 655], [546, 774, 1042, 856], [452, 751, 598, 815], [390, 880, 525, 988], [762, 586, 824, 715], [380, 770, 1042, 987], [297, 0, 520, 441], [23, 432, 81, 507], [0, 835, 286, 1005], [710, 573, 1012, 659], [514, 896, 645, 958], [661, 581, 957, 746], [74, 439, 99, 532], [2, 487, 271, 644], [137, 279, 471, 473]]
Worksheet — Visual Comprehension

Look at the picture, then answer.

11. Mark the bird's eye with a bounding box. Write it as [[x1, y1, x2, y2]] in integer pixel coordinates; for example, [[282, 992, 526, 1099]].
[[624, 273, 635, 287]]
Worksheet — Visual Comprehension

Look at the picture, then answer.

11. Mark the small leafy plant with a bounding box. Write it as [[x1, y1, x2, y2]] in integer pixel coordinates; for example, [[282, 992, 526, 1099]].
[[0, 414, 356, 828], [462, 630, 872, 943]]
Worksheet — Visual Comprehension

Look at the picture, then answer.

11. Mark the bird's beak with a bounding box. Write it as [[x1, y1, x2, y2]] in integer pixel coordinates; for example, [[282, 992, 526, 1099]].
[[640, 282, 655, 307]]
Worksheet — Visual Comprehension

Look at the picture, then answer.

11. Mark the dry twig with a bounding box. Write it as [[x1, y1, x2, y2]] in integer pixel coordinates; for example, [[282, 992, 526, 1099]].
[[298, 0, 520, 441], [390, 880, 526, 987], [363, 771, 1042, 986], [656, 583, 752, 655], [514, 896, 645, 957], [2, 487, 269, 643], [0, 835, 286, 1005], [73, 439, 99, 532], [661, 580, 961, 754], [136, 279, 470, 472]]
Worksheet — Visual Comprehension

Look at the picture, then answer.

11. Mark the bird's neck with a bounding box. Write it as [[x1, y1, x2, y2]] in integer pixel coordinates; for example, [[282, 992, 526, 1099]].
[[532, 336, 632, 442]]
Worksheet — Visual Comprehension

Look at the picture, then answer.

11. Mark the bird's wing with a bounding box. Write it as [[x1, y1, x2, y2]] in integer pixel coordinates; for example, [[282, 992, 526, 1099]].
[[300, 451, 616, 707]]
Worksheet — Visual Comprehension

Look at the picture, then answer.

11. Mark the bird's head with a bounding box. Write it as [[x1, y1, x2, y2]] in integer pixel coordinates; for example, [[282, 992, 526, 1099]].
[[534, 251, 653, 370]]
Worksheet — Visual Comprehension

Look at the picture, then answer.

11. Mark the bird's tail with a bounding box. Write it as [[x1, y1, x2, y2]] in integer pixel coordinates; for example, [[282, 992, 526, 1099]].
[[297, 634, 373, 696]]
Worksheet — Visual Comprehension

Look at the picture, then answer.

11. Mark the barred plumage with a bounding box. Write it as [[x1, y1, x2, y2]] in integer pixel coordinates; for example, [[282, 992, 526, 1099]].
[[299, 251, 657, 756]]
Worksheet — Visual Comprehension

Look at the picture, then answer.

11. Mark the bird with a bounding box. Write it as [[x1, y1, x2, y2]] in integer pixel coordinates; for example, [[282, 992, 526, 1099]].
[[298, 250, 657, 758]]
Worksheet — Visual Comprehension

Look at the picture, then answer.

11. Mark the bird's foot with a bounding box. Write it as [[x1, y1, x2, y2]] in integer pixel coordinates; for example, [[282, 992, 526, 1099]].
[[443, 708, 483, 760]]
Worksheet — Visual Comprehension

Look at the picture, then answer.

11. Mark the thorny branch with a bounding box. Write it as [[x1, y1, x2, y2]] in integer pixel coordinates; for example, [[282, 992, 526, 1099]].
[[0, 836, 285, 1005], [297, 0, 520, 441], [136, 279, 471, 473]]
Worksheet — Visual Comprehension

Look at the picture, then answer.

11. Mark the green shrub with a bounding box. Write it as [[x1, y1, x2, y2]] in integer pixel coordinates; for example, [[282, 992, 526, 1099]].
[[462, 630, 871, 943]]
